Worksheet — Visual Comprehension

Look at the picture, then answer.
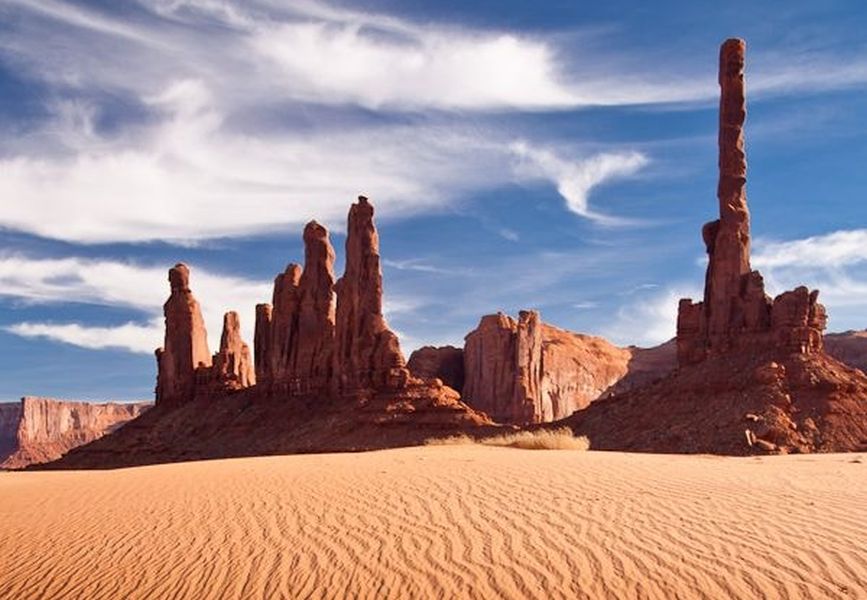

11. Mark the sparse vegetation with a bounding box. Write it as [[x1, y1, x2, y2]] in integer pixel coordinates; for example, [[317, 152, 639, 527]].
[[426, 427, 590, 451]]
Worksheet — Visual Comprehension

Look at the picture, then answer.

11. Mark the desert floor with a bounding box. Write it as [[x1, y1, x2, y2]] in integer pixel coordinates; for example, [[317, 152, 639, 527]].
[[1, 447, 865, 600]]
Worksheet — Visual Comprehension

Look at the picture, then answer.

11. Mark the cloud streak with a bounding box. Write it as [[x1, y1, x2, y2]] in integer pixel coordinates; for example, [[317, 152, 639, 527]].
[[0, 254, 272, 353], [510, 142, 649, 225]]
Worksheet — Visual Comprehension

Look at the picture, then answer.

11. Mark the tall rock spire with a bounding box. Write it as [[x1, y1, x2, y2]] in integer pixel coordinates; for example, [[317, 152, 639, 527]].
[[705, 38, 752, 338], [676, 39, 825, 365], [253, 221, 337, 393], [294, 221, 337, 389], [334, 196, 407, 392], [155, 263, 211, 405]]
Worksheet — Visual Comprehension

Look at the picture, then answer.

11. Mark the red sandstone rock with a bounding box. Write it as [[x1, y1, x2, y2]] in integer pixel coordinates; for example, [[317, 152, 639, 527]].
[[1, 397, 151, 469], [824, 330, 867, 373], [676, 40, 824, 365], [212, 311, 256, 389], [155, 263, 212, 405], [254, 303, 273, 383], [46, 197, 491, 469], [407, 345, 465, 392], [254, 221, 337, 393], [334, 196, 408, 392], [459, 311, 660, 425], [563, 39, 867, 455]]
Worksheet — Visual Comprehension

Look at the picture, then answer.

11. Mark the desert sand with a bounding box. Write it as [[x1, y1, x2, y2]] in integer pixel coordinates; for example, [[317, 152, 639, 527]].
[[1, 447, 865, 599]]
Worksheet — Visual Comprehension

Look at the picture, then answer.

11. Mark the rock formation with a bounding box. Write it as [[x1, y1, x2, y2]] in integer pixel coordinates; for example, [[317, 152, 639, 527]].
[[334, 197, 408, 393], [255, 221, 337, 394], [211, 311, 255, 390], [155, 264, 212, 405], [407, 346, 465, 392], [155, 264, 256, 404], [1, 397, 151, 469], [676, 39, 826, 365], [46, 197, 491, 469], [564, 39, 867, 455], [454, 311, 673, 425], [825, 330, 867, 374]]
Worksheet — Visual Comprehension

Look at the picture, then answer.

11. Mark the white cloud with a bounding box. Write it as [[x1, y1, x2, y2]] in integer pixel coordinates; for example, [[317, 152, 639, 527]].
[[510, 141, 649, 225], [753, 229, 867, 269], [6, 320, 163, 354], [0, 84, 505, 243], [751, 230, 867, 332], [600, 285, 701, 347], [0, 254, 272, 353]]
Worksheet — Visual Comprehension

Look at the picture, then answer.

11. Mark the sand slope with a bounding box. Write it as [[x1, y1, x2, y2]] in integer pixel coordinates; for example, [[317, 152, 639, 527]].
[[1, 448, 865, 599]]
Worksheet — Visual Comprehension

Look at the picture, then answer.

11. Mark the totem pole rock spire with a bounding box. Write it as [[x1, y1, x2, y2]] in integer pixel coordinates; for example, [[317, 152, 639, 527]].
[[676, 38, 826, 366]]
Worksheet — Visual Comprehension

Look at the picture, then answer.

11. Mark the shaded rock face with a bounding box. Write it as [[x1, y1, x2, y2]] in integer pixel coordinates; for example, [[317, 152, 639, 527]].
[[563, 39, 867, 455], [825, 331, 867, 374], [212, 311, 256, 390], [459, 311, 653, 425], [676, 39, 825, 366], [255, 222, 337, 393], [407, 346, 465, 392], [1, 397, 151, 468]]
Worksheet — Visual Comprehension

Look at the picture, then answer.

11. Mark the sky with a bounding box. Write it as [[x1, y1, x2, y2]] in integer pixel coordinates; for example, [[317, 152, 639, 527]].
[[0, 0, 866, 401]]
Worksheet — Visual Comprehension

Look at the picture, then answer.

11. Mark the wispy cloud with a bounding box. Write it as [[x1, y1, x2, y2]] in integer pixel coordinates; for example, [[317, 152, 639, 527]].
[[0, 254, 272, 353], [6, 320, 162, 354], [510, 141, 649, 225], [753, 229, 867, 269]]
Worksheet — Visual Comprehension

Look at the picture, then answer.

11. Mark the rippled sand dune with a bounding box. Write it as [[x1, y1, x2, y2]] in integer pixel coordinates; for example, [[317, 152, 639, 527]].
[[1, 448, 865, 599]]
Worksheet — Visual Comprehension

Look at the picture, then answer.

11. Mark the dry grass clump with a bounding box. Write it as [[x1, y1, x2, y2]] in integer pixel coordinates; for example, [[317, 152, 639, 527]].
[[426, 427, 590, 451]]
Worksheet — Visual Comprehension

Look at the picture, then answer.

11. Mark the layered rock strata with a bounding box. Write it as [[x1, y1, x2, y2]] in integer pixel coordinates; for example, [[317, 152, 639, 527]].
[[1, 397, 151, 468], [457, 311, 660, 424]]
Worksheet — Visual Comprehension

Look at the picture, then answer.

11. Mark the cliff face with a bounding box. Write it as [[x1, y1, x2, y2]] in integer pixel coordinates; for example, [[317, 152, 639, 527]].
[[564, 39, 867, 455], [824, 331, 867, 374], [454, 312, 671, 425], [1, 397, 151, 468], [0, 402, 21, 460]]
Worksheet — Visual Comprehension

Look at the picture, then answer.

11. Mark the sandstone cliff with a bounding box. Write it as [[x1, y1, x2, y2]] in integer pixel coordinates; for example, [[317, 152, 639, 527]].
[[563, 39, 867, 455], [1, 397, 151, 468], [824, 331, 867, 374], [411, 318, 677, 425]]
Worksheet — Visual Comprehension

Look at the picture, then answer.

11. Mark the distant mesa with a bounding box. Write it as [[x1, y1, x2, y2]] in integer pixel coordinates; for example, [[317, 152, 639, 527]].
[[0, 397, 151, 469]]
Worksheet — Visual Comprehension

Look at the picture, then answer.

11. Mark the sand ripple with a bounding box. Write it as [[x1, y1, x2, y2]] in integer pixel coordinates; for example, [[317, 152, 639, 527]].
[[1, 448, 866, 599]]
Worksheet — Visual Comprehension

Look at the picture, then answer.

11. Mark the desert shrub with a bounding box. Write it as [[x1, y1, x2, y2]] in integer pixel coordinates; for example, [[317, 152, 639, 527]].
[[426, 427, 589, 450]]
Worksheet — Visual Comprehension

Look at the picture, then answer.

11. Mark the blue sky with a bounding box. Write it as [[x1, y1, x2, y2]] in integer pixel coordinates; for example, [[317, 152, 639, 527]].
[[0, 0, 866, 401]]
